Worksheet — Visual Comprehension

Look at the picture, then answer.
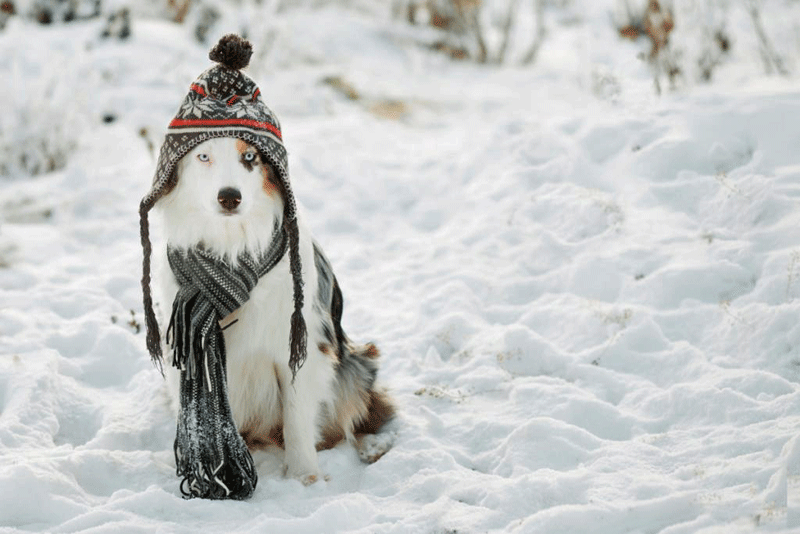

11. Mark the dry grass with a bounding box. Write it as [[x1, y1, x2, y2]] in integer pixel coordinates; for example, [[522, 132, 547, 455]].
[[322, 75, 409, 121], [322, 76, 361, 101]]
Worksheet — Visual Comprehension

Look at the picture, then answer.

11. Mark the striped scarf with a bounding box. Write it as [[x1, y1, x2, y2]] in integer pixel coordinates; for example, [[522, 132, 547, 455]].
[[166, 225, 287, 500]]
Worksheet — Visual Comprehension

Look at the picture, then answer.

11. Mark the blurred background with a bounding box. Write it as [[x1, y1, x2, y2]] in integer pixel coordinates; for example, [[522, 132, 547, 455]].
[[1, 0, 799, 183]]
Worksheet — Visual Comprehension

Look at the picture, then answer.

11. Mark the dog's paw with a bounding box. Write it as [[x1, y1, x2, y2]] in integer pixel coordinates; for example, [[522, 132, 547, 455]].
[[357, 431, 396, 464], [300, 473, 319, 486], [285, 465, 323, 485]]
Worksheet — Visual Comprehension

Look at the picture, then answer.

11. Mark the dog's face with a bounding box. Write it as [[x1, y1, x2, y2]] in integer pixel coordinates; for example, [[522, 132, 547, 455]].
[[160, 137, 284, 257]]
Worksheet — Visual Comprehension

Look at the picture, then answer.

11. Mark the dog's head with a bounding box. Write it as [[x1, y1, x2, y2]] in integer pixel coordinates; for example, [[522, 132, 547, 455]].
[[140, 34, 308, 375], [159, 137, 284, 258]]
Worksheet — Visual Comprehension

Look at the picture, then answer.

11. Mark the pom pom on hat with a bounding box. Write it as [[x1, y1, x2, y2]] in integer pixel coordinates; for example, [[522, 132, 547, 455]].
[[209, 34, 253, 70]]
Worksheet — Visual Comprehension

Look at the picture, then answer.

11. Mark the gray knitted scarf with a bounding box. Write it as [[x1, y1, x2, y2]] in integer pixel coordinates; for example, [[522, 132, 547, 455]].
[[166, 224, 287, 500]]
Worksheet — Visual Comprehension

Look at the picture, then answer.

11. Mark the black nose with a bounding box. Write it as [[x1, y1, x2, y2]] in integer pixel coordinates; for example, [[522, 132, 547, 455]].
[[218, 187, 242, 211]]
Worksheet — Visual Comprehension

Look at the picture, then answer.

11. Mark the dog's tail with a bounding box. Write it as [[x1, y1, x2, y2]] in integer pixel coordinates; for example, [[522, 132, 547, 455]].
[[331, 341, 397, 463]]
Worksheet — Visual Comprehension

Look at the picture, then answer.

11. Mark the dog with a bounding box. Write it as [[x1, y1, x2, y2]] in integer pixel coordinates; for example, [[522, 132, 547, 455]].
[[152, 136, 396, 485]]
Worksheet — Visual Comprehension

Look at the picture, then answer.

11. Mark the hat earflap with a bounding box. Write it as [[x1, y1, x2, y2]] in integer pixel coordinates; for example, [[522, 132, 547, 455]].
[[140, 195, 163, 372]]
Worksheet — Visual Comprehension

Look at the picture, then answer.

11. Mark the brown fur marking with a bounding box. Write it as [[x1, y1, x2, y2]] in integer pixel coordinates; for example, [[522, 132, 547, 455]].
[[236, 138, 261, 173], [234, 138, 278, 195], [336, 387, 371, 438], [261, 164, 277, 196], [354, 389, 395, 436], [317, 342, 338, 361], [318, 388, 394, 451], [317, 426, 344, 451], [241, 424, 284, 449], [363, 343, 380, 359], [235, 139, 248, 155]]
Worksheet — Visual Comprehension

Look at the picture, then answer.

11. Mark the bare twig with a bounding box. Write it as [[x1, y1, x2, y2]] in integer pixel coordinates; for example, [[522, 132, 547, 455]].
[[698, 29, 731, 82], [454, 0, 486, 63], [167, 0, 191, 23], [746, 0, 789, 76], [398, 0, 544, 65], [496, 0, 519, 63], [520, 0, 545, 65]]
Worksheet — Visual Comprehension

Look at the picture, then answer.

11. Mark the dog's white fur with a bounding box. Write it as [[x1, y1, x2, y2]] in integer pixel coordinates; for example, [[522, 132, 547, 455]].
[[153, 138, 394, 484]]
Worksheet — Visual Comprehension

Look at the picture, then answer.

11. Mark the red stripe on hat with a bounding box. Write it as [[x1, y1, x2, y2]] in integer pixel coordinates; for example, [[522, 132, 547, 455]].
[[252, 88, 261, 101], [169, 118, 282, 139]]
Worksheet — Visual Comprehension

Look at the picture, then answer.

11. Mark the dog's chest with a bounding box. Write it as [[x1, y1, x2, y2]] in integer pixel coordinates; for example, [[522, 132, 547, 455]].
[[223, 269, 293, 362], [220, 268, 294, 426]]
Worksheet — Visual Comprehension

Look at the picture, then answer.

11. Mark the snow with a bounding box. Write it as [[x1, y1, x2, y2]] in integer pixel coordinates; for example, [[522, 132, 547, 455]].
[[2, 1, 800, 532]]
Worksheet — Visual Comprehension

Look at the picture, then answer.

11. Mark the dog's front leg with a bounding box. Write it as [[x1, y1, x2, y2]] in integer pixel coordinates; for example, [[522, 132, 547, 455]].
[[280, 368, 323, 485]]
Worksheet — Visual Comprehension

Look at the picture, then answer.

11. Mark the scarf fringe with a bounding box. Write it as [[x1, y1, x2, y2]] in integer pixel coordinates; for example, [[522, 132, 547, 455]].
[[174, 329, 257, 500]]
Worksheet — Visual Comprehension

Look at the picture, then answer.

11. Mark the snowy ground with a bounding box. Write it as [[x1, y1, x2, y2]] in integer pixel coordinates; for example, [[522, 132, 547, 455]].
[[2, 2, 800, 532]]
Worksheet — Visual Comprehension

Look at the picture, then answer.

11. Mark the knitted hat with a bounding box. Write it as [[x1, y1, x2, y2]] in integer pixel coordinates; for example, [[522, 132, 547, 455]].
[[140, 34, 307, 378]]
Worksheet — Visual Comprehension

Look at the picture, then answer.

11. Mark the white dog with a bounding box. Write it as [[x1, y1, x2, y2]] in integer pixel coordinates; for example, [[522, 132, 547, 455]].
[[139, 35, 396, 498], [152, 137, 396, 487]]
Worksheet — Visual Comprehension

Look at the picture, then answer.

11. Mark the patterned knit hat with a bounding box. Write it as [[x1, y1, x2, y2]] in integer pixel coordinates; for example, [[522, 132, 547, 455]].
[[140, 34, 307, 377]]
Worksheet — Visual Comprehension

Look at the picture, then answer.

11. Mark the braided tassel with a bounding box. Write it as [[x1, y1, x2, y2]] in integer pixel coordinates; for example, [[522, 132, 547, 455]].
[[285, 213, 308, 382], [140, 199, 163, 372]]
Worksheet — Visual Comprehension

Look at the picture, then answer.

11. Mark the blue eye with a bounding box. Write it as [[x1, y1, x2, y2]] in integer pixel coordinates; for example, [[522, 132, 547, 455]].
[[243, 152, 256, 162], [197, 154, 210, 162]]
